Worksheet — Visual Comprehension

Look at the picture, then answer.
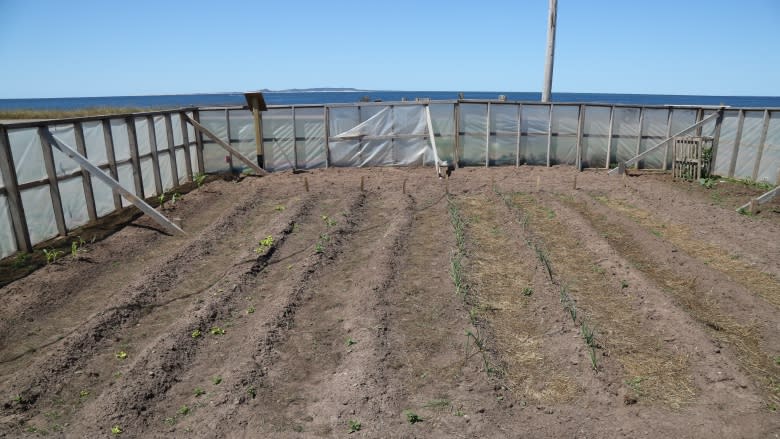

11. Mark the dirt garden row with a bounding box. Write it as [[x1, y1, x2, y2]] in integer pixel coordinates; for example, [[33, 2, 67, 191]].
[[0, 166, 778, 438]]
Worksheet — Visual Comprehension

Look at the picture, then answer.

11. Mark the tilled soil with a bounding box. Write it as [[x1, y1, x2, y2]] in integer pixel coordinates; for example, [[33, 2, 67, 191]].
[[0, 167, 778, 438]]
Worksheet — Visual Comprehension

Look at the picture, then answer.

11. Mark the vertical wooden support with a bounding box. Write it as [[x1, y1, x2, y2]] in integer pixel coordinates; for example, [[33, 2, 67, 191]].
[[546, 103, 553, 167], [126, 117, 145, 198], [485, 102, 491, 167], [146, 116, 163, 196], [73, 122, 98, 222], [453, 102, 461, 168], [695, 108, 704, 136], [575, 104, 585, 170], [634, 107, 645, 169], [292, 106, 298, 169], [102, 119, 123, 209], [192, 110, 206, 174], [728, 109, 745, 178], [0, 126, 32, 252], [164, 114, 179, 185], [709, 110, 724, 173], [515, 104, 523, 167], [253, 105, 265, 169], [38, 127, 68, 236], [323, 106, 330, 168], [752, 109, 771, 181], [605, 106, 615, 168], [662, 109, 673, 171], [179, 112, 194, 182]]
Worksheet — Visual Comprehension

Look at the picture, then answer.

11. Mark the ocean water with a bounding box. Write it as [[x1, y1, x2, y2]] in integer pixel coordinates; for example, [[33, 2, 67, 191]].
[[1, 91, 779, 110]]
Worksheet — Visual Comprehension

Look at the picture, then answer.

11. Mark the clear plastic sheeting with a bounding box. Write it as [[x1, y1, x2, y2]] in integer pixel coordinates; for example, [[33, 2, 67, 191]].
[[8, 128, 46, 184], [58, 177, 89, 230], [489, 104, 519, 166], [295, 108, 326, 169], [459, 104, 487, 166], [264, 108, 295, 171], [21, 185, 58, 244], [638, 109, 668, 168], [733, 111, 764, 180], [51, 125, 80, 176], [757, 112, 780, 184], [83, 120, 108, 165], [581, 106, 610, 168], [110, 119, 131, 161], [228, 110, 257, 169], [199, 111, 230, 173], [0, 196, 17, 258], [551, 106, 578, 165], [611, 108, 640, 164], [712, 111, 740, 176]]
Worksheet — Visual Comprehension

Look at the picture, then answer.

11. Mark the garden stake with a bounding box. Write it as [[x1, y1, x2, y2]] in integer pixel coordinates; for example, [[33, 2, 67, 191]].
[[402, 178, 407, 194], [573, 174, 577, 190], [304, 177, 309, 192], [360, 176, 364, 191]]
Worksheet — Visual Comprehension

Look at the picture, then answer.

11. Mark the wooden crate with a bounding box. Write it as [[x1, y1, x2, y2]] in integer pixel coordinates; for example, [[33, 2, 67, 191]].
[[672, 136, 713, 181]]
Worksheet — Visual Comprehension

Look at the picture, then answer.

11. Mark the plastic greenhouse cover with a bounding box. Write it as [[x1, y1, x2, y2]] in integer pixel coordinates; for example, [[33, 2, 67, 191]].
[[491, 105, 519, 135], [135, 118, 152, 156], [117, 163, 136, 207], [551, 137, 577, 165], [83, 120, 108, 166], [712, 111, 739, 176], [51, 125, 80, 176], [582, 136, 608, 168], [522, 135, 548, 165], [489, 136, 516, 166], [670, 109, 697, 135], [429, 104, 455, 135], [733, 111, 764, 180], [583, 106, 610, 135], [153, 116, 168, 151], [140, 157, 156, 198], [110, 119, 131, 161], [9, 128, 46, 184], [460, 104, 487, 136], [332, 107, 392, 140], [0, 196, 17, 258], [641, 109, 668, 138], [757, 112, 780, 183], [522, 105, 550, 134], [92, 177, 115, 217], [58, 177, 89, 230], [612, 108, 640, 136], [176, 149, 188, 184], [21, 185, 58, 244], [551, 106, 579, 134]]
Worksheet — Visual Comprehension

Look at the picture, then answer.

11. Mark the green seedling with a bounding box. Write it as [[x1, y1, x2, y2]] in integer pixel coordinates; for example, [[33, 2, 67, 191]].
[[111, 425, 122, 435], [191, 329, 202, 338], [246, 306, 255, 314], [171, 192, 181, 205], [178, 405, 190, 416], [212, 376, 222, 385], [521, 287, 533, 297], [621, 280, 629, 289], [775, 356, 780, 365], [274, 205, 285, 211], [209, 327, 225, 335], [321, 215, 337, 227], [12, 252, 30, 268], [246, 387, 256, 399], [348, 419, 361, 433], [315, 242, 324, 254], [194, 173, 206, 188], [255, 236, 274, 253], [164, 417, 177, 426], [194, 388, 206, 397], [346, 337, 357, 347], [157, 193, 166, 208], [404, 410, 422, 424], [423, 399, 450, 409], [43, 248, 64, 264], [12, 394, 22, 404], [79, 390, 89, 399], [581, 322, 596, 347], [319, 233, 330, 242], [116, 351, 128, 360], [588, 347, 598, 371]]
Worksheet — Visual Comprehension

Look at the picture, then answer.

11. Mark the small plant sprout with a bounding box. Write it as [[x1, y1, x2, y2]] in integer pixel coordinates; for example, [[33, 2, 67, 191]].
[[12, 252, 30, 268], [194, 172, 206, 188], [43, 248, 64, 264], [111, 425, 122, 435], [321, 215, 337, 227], [346, 337, 357, 347], [212, 376, 222, 385], [79, 389, 90, 399], [581, 322, 596, 347], [12, 394, 22, 404], [209, 327, 225, 335], [178, 405, 190, 416], [521, 287, 533, 297], [274, 205, 285, 211], [191, 329, 202, 338], [194, 388, 206, 397], [404, 410, 422, 424], [157, 193, 166, 208], [348, 419, 362, 433], [315, 242, 324, 254], [246, 306, 255, 314], [246, 387, 256, 399], [588, 347, 598, 371], [255, 236, 274, 253], [116, 351, 128, 360], [171, 192, 181, 205], [621, 280, 629, 289]]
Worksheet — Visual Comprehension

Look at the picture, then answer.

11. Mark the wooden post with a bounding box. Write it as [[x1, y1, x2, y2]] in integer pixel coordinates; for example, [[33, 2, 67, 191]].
[[536, 175, 541, 190], [749, 198, 759, 215], [224, 109, 234, 171], [541, 0, 557, 103], [728, 109, 745, 178], [485, 102, 491, 167], [73, 122, 98, 222], [575, 104, 584, 170], [183, 114, 268, 176], [0, 126, 32, 252], [164, 113, 180, 185], [573, 174, 577, 190], [515, 104, 523, 167], [663, 109, 673, 171], [179, 112, 194, 182], [40, 128, 185, 236], [634, 107, 644, 169], [709, 110, 724, 175], [360, 175, 364, 192], [192, 110, 206, 175], [751, 109, 770, 181], [38, 127, 68, 236], [146, 116, 163, 196], [304, 177, 309, 192], [605, 106, 615, 169], [102, 119, 123, 209], [402, 178, 407, 194], [454, 102, 461, 168], [126, 117, 145, 198], [292, 106, 298, 170], [323, 106, 329, 168], [546, 103, 553, 167]]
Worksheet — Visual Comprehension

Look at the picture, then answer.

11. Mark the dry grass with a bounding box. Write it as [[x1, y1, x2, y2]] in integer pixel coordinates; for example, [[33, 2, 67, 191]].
[[593, 195, 780, 309], [507, 192, 696, 407], [563, 195, 779, 404], [457, 195, 579, 404], [0, 107, 162, 120]]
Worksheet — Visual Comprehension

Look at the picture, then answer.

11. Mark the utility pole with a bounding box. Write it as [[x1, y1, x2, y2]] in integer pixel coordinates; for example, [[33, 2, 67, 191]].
[[541, 0, 557, 102]]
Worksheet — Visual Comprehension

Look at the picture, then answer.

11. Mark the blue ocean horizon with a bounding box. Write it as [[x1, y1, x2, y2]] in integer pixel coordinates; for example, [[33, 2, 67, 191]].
[[1, 90, 779, 110]]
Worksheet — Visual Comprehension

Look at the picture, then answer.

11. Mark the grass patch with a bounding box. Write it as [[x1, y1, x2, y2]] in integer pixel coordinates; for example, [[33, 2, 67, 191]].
[[0, 107, 157, 120]]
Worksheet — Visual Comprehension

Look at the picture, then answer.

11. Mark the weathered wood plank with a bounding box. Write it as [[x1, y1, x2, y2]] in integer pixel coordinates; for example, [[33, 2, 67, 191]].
[[38, 127, 68, 236], [0, 126, 32, 252], [74, 122, 98, 222], [183, 114, 268, 176]]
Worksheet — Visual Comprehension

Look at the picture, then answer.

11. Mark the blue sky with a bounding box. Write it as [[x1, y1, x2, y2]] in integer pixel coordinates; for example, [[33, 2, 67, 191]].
[[1, 0, 778, 98]]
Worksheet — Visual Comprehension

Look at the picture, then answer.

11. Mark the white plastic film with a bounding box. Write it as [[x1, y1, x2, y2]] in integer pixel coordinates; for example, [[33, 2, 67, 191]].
[[582, 106, 610, 168], [551, 136, 577, 165], [8, 128, 46, 184], [21, 185, 57, 244], [154, 116, 168, 151], [158, 152, 174, 191], [83, 120, 108, 166], [135, 118, 152, 156], [612, 108, 640, 136], [733, 111, 764, 180], [551, 106, 578, 134], [393, 106, 426, 136], [58, 177, 89, 230], [713, 111, 739, 176], [51, 124, 80, 176], [489, 136, 516, 166], [110, 119, 131, 161], [176, 149, 188, 184], [757, 112, 780, 184], [0, 196, 17, 258], [670, 109, 697, 135], [91, 177, 115, 217], [117, 163, 135, 207], [459, 104, 487, 165], [638, 109, 668, 168], [357, 139, 394, 167], [332, 107, 392, 140], [264, 108, 294, 171], [522, 105, 550, 135], [523, 135, 548, 165], [296, 108, 326, 169], [140, 157, 156, 197]]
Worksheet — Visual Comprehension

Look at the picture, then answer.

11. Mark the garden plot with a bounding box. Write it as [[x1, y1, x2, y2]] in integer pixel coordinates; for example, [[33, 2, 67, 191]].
[[0, 167, 778, 437]]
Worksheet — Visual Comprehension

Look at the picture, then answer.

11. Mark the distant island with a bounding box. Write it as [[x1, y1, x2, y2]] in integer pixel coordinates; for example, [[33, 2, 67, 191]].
[[258, 88, 368, 93]]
